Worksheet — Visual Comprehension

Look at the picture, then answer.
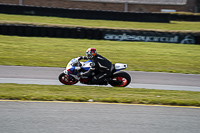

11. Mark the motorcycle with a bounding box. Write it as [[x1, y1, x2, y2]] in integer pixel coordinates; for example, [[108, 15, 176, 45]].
[[58, 57, 131, 87]]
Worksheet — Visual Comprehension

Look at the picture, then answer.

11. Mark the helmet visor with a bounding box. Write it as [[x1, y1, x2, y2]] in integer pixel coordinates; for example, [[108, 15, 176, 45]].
[[86, 51, 90, 57]]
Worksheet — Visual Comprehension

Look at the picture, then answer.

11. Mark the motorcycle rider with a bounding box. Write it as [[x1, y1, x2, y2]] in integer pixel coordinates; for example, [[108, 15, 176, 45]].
[[77, 48, 113, 85]]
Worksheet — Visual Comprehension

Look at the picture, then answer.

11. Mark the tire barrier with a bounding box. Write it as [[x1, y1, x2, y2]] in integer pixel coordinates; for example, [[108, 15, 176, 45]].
[[0, 24, 199, 44], [170, 14, 200, 21], [0, 24, 103, 40], [1, 4, 200, 22], [0, 4, 170, 23]]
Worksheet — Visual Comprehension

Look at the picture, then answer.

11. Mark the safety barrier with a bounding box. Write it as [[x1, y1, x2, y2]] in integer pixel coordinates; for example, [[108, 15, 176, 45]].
[[170, 14, 200, 21], [0, 4, 199, 22], [0, 24, 199, 44], [0, 24, 102, 39], [0, 4, 170, 23]]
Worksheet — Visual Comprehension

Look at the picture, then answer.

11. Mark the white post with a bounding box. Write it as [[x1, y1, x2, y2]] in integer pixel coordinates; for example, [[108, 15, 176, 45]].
[[124, 2, 128, 12], [194, 6, 198, 13], [19, 0, 23, 5]]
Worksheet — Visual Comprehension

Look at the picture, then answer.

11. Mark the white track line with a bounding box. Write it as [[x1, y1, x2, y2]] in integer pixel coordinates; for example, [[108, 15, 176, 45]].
[[1, 78, 200, 92]]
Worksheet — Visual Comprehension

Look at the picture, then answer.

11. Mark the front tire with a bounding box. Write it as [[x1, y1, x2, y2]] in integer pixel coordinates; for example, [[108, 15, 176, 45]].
[[58, 72, 78, 85], [109, 71, 131, 87]]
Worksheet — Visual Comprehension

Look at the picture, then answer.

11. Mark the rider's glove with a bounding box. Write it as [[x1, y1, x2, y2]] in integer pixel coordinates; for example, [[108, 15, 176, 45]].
[[78, 56, 88, 61], [77, 56, 83, 61]]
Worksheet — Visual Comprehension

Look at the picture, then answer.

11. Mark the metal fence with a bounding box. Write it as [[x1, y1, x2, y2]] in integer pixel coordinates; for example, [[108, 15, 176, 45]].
[[71, 0, 187, 5]]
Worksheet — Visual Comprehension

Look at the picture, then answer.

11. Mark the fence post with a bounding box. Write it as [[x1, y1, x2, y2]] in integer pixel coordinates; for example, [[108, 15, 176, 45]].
[[124, 2, 128, 12], [19, 0, 23, 5]]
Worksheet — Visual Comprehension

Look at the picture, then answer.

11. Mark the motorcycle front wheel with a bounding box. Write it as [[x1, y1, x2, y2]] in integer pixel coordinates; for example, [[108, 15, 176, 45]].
[[58, 72, 78, 85], [109, 71, 131, 87]]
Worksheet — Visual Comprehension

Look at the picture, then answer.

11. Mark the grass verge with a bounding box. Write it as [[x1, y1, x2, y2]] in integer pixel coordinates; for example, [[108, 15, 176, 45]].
[[0, 35, 200, 74], [0, 13, 200, 31], [1, 83, 200, 107]]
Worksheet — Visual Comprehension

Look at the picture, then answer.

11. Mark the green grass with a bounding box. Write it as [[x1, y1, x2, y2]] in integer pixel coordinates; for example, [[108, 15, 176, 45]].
[[1, 83, 200, 107], [0, 35, 200, 74], [0, 13, 200, 31]]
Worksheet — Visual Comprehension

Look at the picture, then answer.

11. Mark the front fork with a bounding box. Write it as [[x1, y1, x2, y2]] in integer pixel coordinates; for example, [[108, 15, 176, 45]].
[[63, 69, 80, 80]]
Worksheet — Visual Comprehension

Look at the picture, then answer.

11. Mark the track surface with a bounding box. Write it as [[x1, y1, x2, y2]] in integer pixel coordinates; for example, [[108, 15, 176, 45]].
[[0, 101, 200, 133], [0, 65, 200, 91]]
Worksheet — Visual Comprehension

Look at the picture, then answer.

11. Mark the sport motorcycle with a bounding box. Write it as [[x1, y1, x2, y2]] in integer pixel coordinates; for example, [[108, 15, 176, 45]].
[[58, 57, 131, 87]]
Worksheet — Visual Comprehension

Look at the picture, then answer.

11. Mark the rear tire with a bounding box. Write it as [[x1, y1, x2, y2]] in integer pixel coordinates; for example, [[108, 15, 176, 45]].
[[58, 73, 78, 85], [109, 71, 131, 87]]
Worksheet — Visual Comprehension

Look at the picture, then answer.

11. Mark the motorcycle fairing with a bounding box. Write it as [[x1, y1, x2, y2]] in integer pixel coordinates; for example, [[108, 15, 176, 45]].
[[64, 59, 92, 80], [115, 63, 127, 71], [80, 60, 92, 71]]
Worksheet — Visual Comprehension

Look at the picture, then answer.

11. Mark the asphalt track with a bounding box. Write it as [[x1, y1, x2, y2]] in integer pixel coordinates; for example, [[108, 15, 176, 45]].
[[0, 101, 200, 133], [0, 65, 200, 91]]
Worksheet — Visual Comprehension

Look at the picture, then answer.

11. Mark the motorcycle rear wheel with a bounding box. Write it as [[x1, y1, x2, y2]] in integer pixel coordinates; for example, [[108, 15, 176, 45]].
[[58, 72, 78, 85], [109, 71, 131, 87]]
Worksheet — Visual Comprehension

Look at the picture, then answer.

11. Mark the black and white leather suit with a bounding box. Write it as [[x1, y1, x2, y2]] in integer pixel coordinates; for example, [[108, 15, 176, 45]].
[[78, 54, 113, 84]]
